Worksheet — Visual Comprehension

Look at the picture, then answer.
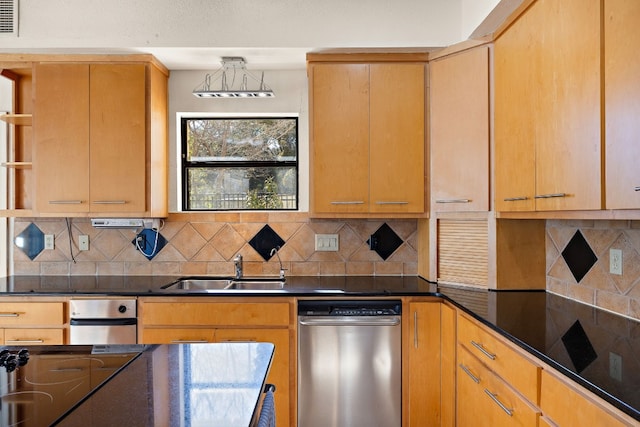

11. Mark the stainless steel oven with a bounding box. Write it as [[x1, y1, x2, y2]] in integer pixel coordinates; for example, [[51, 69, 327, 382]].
[[298, 300, 402, 427], [69, 299, 137, 345]]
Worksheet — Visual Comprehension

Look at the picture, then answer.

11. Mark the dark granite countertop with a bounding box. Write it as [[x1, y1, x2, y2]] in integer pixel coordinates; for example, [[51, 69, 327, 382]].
[[0, 342, 274, 427], [0, 275, 638, 421]]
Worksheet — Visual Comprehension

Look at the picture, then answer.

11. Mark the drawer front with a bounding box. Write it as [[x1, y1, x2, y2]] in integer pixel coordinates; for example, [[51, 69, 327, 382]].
[[457, 345, 540, 427], [540, 370, 627, 427], [4, 328, 64, 345], [458, 314, 540, 404], [0, 302, 65, 325], [141, 302, 290, 326], [140, 328, 215, 344]]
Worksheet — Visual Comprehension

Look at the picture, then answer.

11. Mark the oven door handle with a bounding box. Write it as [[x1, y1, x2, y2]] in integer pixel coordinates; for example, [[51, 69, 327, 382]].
[[298, 316, 400, 327], [70, 318, 137, 326]]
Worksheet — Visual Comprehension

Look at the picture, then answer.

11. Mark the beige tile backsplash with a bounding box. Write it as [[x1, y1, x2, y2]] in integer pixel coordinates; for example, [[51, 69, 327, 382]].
[[547, 220, 640, 321], [12, 213, 418, 278]]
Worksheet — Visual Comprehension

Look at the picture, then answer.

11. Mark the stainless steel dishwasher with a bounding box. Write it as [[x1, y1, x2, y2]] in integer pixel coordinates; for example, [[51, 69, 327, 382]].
[[297, 300, 402, 427]]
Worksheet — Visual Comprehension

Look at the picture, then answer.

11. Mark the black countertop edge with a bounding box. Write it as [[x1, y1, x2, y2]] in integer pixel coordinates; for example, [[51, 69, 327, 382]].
[[435, 289, 640, 422]]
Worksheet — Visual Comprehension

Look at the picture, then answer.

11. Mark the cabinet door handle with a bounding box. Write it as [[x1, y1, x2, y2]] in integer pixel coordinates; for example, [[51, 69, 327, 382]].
[[5, 339, 44, 344], [0, 312, 20, 317], [503, 196, 528, 202], [484, 389, 513, 417], [330, 201, 365, 205], [459, 364, 480, 384], [534, 193, 566, 199], [170, 339, 209, 343], [49, 200, 83, 204], [375, 201, 409, 205], [93, 200, 127, 204], [471, 340, 496, 360], [435, 199, 470, 204], [413, 311, 418, 348], [219, 338, 257, 342]]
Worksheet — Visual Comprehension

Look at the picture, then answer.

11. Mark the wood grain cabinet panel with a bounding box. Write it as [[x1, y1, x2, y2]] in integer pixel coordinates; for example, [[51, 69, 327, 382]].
[[0, 302, 64, 325], [4, 328, 64, 345], [605, 0, 640, 209], [494, 0, 602, 212], [430, 45, 490, 213]]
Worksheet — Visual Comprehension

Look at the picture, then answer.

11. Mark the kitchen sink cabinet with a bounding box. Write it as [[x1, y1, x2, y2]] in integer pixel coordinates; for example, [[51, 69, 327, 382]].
[[32, 58, 168, 217], [308, 53, 426, 217], [138, 297, 293, 427], [430, 45, 490, 213], [494, 0, 602, 212], [604, 0, 640, 209], [406, 299, 441, 426]]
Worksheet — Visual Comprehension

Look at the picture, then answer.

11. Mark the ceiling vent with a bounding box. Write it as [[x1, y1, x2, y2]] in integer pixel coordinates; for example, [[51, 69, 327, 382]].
[[0, 0, 17, 36]]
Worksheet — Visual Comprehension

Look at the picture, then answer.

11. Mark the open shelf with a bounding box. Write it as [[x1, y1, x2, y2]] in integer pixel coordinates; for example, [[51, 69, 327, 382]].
[[0, 113, 32, 126]]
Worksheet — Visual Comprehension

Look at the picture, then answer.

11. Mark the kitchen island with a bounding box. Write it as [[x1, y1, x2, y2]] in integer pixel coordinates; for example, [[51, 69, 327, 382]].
[[0, 274, 638, 423], [0, 342, 274, 427]]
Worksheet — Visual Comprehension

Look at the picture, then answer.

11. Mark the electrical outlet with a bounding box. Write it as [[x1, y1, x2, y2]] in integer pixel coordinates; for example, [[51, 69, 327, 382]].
[[609, 352, 622, 381], [610, 248, 623, 275], [78, 235, 89, 251], [44, 234, 55, 250]]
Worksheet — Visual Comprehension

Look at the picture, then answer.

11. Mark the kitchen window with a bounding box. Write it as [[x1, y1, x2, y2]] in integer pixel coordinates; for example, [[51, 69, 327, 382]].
[[181, 116, 298, 211]]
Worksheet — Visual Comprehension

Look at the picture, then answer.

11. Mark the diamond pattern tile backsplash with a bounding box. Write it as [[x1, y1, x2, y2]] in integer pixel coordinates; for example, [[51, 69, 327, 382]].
[[12, 214, 418, 278], [547, 219, 640, 321]]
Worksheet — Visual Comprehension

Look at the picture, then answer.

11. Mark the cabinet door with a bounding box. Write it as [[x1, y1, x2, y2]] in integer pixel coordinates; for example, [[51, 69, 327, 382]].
[[216, 328, 291, 427], [440, 303, 456, 427], [534, 0, 601, 211], [370, 63, 425, 213], [605, 0, 640, 209], [407, 302, 441, 426], [310, 63, 370, 213], [34, 63, 90, 213], [430, 46, 490, 212], [89, 64, 147, 213]]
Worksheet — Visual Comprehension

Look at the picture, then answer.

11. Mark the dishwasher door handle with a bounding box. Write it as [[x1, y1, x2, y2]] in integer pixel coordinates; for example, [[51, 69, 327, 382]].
[[298, 316, 401, 327]]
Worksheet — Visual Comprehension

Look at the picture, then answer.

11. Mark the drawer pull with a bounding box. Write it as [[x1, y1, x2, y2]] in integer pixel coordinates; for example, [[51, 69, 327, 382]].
[[0, 312, 20, 317], [534, 193, 566, 199], [503, 196, 528, 202], [48, 200, 83, 204], [219, 339, 257, 342], [471, 340, 496, 360], [170, 339, 208, 343], [459, 364, 480, 384], [375, 201, 409, 205], [330, 201, 364, 205], [92, 200, 127, 204], [50, 368, 84, 372], [5, 339, 44, 344], [435, 199, 470, 204], [484, 389, 513, 417]]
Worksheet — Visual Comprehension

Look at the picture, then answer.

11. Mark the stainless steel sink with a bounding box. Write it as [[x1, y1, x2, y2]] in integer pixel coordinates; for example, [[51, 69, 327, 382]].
[[162, 277, 285, 291]]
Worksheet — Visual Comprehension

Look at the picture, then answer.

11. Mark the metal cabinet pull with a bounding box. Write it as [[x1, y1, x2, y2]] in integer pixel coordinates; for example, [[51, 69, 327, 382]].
[[50, 368, 84, 372], [484, 389, 513, 416], [330, 201, 364, 205], [635, 187, 640, 192], [170, 339, 209, 343], [93, 200, 127, 204], [435, 199, 470, 204], [459, 364, 480, 384], [375, 201, 409, 205], [219, 339, 257, 343], [0, 312, 20, 317], [5, 339, 44, 344], [471, 340, 496, 360], [49, 200, 83, 204], [534, 193, 566, 199], [503, 197, 528, 202], [413, 311, 418, 349]]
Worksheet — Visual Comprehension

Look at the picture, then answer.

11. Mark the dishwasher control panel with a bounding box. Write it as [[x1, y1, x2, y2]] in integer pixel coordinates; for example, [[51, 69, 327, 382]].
[[298, 300, 401, 316]]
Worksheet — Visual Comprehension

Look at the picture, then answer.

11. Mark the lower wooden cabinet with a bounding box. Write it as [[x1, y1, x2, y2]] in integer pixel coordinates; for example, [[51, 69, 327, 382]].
[[0, 301, 65, 345], [4, 328, 64, 345], [440, 302, 457, 427]]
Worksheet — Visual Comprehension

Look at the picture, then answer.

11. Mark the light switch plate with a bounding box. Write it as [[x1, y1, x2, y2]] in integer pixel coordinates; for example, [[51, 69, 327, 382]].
[[315, 234, 339, 252]]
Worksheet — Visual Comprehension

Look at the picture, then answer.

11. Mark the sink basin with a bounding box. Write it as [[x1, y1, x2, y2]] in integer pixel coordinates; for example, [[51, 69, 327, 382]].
[[162, 277, 285, 291]]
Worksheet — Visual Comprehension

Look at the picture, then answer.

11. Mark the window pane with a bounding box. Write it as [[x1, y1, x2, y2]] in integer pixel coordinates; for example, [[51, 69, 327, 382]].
[[187, 166, 297, 210], [185, 118, 297, 162]]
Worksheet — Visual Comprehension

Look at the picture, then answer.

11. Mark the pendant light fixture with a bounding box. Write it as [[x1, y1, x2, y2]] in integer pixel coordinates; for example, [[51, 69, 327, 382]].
[[193, 56, 275, 98]]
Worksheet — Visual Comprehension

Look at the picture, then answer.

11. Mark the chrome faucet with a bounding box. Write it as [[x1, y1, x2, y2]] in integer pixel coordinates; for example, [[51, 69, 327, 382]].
[[233, 254, 243, 279], [270, 246, 286, 279]]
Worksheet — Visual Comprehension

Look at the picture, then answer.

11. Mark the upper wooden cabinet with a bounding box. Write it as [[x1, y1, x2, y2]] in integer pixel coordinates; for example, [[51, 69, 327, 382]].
[[308, 53, 426, 217], [31, 57, 168, 217], [430, 45, 490, 213], [605, 0, 640, 209], [494, 0, 602, 212]]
